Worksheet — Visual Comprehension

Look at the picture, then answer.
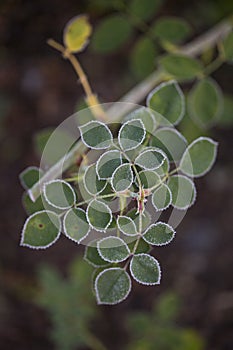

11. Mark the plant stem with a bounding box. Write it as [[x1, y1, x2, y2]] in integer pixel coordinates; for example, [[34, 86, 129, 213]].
[[29, 18, 232, 202]]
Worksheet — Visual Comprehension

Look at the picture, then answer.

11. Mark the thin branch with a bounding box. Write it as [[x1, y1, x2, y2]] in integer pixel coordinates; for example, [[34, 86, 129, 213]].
[[29, 18, 232, 202]]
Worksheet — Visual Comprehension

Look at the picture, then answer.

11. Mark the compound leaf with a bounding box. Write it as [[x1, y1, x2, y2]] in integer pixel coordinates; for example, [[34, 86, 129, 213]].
[[143, 222, 175, 246], [118, 119, 146, 151], [64, 208, 90, 243], [43, 180, 76, 209], [180, 137, 218, 177], [80, 121, 112, 149], [95, 268, 131, 304], [21, 210, 61, 249], [96, 150, 122, 179], [86, 199, 112, 231], [152, 183, 172, 211], [147, 80, 185, 125], [97, 236, 130, 263], [168, 175, 196, 209], [111, 163, 133, 192], [130, 253, 161, 285]]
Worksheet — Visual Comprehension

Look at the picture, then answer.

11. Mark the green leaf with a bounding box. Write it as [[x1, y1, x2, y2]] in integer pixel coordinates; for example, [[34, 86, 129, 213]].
[[22, 192, 44, 215], [150, 127, 187, 161], [180, 137, 218, 177], [91, 14, 133, 53], [83, 164, 107, 195], [130, 37, 157, 79], [124, 107, 157, 133], [137, 169, 160, 189], [43, 180, 76, 209], [135, 148, 166, 170], [160, 54, 203, 80], [80, 121, 112, 149], [188, 78, 223, 127], [117, 216, 138, 236], [19, 166, 43, 190], [118, 119, 146, 151], [168, 175, 196, 209], [96, 150, 122, 179], [156, 156, 170, 177], [218, 94, 233, 127], [152, 183, 172, 211], [130, 253, 161, 285], [97, 236, 130, 263], [129, 0, 162, 21], [64, 208, 90, 243], [21, 210, 61, 249], [147, 80, 185, 125], [63, 15, 92, 53], [128, 238, 150, 254], [95, 268, 131, 304], [222, 31, 233, 62], [111, 163, 133, 192], [152, 16, 191, 44], [86, 199, 112, 231], [143, 222, 175, 246], [84, 240, 110, 267]]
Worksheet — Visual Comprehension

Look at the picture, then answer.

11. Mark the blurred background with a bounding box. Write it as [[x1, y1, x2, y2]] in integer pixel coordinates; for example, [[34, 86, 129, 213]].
[[0, 0, 233, 349]]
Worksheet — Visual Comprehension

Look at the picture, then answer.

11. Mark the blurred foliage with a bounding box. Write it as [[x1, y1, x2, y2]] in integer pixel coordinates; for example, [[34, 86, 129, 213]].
[[127, 292, 205, 350], [36, 258, 104, 350]]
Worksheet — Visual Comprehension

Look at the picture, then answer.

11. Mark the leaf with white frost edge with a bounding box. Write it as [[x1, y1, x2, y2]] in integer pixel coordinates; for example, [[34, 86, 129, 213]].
[[19, 166, 44, 190], [117, 216, 138, 236], [111, 163, 133, 192], [152, 183, 172, 211], [97, 236, 130, 263], [136, 169, 161, 189], [130, 253, 161, 285], [96, 150, 122, 179], [167, 175, 196, 210], [146, 80, 185, 126], [124, 107, 156, 133], [63, 208, 90, 243], [118, 119, 146, 151], [143, 222, 175, 246], [95, 267, 131, 305], [84, 240, 110, 268], [43, 179, 76, 210], [21, 210, 61, 249], [79, 120, 113, 149], [135, 148, 166, 170], [180, 137, 218, 177], [86, 199, 112, 231], [83, 164, 107, 195]]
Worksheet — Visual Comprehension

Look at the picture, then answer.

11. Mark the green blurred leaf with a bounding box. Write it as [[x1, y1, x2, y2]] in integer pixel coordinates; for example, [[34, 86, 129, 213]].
[[180, 137, 218, 177], [130, 253, 161, 285], [130, 37, 157, 79], [21, 210, 61, 249], [152, 16, 191, 44], [91, 14, 133, 53], [63, 15, 92, 53], [129, 0, 162, 21], [95, 268, 131, 304], [218, 94, 233, 127], [222, 31, 233, 62], [188, 78, 223, 127], [124, 107, 157, 133], [147, 80, 185, 125], [160, 54, 203, 80]]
